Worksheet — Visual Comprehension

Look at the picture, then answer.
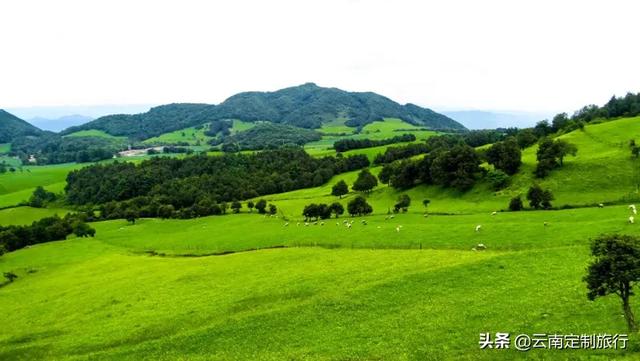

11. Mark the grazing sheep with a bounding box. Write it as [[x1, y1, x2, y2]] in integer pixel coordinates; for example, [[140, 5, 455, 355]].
[[390, 215, 395, 219], [320, 222, 325, 226], [476, 243, 486, 250], [598, 203, 604, 208], [395, 226, 401, 233], [634, 209, 638, 215], [423, 214, 429, 218], [297, 222, 300, 226], [630, 205, 636, 209], [543, 222, 548, 227], [305, 222, 309, 226], [629, 216, 635, 224], [336, 222, 339, 226], [491, 211, 497, 216], [347, 223, 352, 229], [313, 221, 318, 225], [475, 225, 482, 232], [284, 222, 289, 227]]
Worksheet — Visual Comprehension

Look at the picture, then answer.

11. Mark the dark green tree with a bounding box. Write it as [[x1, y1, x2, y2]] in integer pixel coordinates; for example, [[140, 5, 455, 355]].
[[125, 208, 138, 224], [329, 202, 344, 218], [378, 164, 395, 185], [3, 272, 17, 283], [268, 204, 277, 215], [526, 185, 553, 209], [247, 201, 255, 213], [394, 194, 411, 213], [584, 234, 640, 332], [347, 196, 373, 216], [352, 169, 378, 193], [485, 138, 522, 175], [28, 186, 57, 208], [231, 200, 242, 214], [255, 199, 267, 214], [331, 180, 349, 198], [509, 196, 523, 211]]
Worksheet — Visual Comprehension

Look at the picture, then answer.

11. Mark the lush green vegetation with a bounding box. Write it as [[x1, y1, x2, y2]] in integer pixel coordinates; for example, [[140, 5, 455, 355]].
[[217, 123, 322, 151], [4, 107, 640, 359], [64, 129, 127, 140], [0, 110, 43, 143], [142, 124, 212, 146]]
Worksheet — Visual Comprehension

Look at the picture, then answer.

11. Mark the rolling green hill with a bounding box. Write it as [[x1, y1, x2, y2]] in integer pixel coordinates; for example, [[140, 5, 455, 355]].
[[3, 116, 640, 359], [0, 109, 44, 143], [61, 84, 464, 141]]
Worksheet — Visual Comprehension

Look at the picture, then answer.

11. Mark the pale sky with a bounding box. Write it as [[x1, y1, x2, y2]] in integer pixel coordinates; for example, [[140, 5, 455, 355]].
[[1, 0, 639, 114]]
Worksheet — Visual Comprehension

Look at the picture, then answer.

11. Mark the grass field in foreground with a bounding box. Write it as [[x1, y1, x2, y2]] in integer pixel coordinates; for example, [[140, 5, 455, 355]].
[[0, 236, 637, 360]]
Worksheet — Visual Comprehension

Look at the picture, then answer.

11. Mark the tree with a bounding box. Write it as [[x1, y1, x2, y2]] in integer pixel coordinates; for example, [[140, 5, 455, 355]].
[[73, 222, 95, 238], [394, 194, 411, 213], [125, 208, 138, 224], [535, 138, 578, 177], [331, 180, 349, 198], [303, 203, 319, 221], [430, 145, 482, 191], [352, 169, 378, 193], [347, 196, 373, 216], [378, 164, 395, 185], [247, 201, 255, 213], [231, 200, 242, 214], [28, 186, 57, 208], [0, 244, 6, 256], [158, 204, 175, 219], [526, 185, 553, 209], [422, 199, 431, 210], [268, 204, 277, 215], [486, 169, 509, 191], [255, 199, 267, 214], [329, 202, 344, 218], [485, 138, 522, 175], [509, 196, 523, 211], [584, 234, 640, 332]]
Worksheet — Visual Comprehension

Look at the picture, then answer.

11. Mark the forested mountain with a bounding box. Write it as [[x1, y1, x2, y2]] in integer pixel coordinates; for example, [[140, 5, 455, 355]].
[[62, 84, 465, 140], [0, 109, 44, 143], [61, 103, 216, 140], [217, 123, 322, 151]]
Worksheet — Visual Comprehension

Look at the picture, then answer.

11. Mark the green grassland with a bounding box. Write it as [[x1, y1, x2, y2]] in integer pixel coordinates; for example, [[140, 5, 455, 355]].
[[0, 206, 70, 226], [2, 117, 640, 359], [0, 143, 10, 154], [64, 129, 128, 140], [305, 118, 438, 158], [142, 125, 211, 146]]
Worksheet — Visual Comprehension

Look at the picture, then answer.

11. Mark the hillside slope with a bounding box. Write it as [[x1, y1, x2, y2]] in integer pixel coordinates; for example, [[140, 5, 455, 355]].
[[62, 84, 464, 140], [0, 109, 44, 143]]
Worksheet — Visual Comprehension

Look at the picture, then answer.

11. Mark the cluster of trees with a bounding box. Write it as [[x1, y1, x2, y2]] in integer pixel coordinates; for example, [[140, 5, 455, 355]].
[[508, 185, 554, 211], [215, 123, 322, 152], [534, 138, 577, 178], [0, 214, 95, 255], [373, 134, 463, 165], [302, 202, 344, 220], [380, 144, 483, 191], [162, 146, 194, 154], [28, 186, 57, 208], [204, 120, 233, 137], [485, 138, 522, 175], [65, 149, 369, 219], [98, 197, 277, 222], [10, 134, 121, 165], [333, 134, 416, 152], [61, 103, 217, 140], [347, 196, 373, 216]]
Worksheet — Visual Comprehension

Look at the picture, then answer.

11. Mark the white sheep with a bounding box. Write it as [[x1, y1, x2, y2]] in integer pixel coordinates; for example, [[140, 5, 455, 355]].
[[544, 222, 548, 227], [491, 211, 497, 216], [475, 225, 482, 232], [630, 205, 636, 209], [284, 222, 289, 227], [476, 243, 486, 250], [395, 226, 401, 233], [598, 203, 604, 208], [629, 216, 635, 224], [320, 222, 324, 226], [305, 222, 309, 226], [634, 209, 637, 215]]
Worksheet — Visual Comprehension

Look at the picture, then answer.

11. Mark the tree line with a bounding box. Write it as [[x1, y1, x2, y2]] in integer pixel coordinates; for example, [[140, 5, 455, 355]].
[[64, 148, 369, 220], [0, 213, 96, 256], [333, 134, 416, 152]]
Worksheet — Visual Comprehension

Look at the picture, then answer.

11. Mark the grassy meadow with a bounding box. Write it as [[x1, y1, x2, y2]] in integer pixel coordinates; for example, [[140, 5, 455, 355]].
[[2, 116, 640, 359]]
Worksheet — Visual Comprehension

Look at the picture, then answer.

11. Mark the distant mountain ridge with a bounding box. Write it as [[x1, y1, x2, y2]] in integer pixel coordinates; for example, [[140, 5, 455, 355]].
[[28, 114, 94, 132], [0, 109, 44, 143], [62, 83, 465, 140]]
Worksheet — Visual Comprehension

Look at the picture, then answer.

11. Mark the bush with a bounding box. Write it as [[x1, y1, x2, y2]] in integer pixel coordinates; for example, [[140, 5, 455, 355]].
[[487, 170, 510, 191], [509, 196, 523, 211]]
